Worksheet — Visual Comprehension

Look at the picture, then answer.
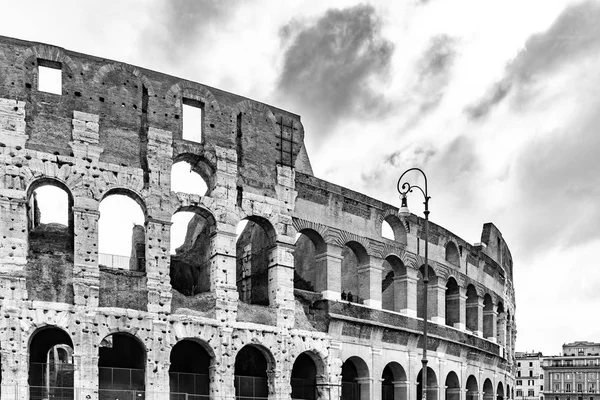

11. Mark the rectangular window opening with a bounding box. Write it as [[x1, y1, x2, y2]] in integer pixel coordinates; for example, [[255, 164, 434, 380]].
[[182, 98, 203, 143], [38, 59, 62, 95]]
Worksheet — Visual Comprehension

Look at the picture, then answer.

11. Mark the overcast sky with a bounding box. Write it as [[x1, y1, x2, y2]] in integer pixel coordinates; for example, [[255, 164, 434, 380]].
[[2, 0, 599, 356]]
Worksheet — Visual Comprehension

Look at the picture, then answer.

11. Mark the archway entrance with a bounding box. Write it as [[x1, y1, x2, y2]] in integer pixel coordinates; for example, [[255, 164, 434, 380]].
[[98, 333, 145, 400], [169, 339, 211, 399], [445, 371, 460, 400], [382, 362, 407, 400], [29, 327, 74, 400], [341, 357, 369, 400], [291, 353, 317, 400], [417, 367, 438, 400], [234, 345, 270, 399]]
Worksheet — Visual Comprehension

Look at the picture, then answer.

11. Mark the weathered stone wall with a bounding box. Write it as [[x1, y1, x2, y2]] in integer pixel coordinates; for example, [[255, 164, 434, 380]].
[[0, 36, 516, 400]]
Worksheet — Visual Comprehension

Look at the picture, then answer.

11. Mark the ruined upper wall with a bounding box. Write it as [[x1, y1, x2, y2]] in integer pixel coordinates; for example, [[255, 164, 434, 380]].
[[0, 35, 309, 197]]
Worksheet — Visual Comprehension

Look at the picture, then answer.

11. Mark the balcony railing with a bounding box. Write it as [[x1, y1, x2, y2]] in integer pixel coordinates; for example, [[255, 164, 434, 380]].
[[99, 253, 145, 271]]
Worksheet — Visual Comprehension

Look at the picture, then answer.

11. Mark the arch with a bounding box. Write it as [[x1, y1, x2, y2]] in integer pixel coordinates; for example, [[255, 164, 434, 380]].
[[483, 293, 495, 339], [466, 284, 479, 333], [466, 375, 478, 400], [497, 382, 505, 400], [236, 216, 278, 306], [342, 356, 370, 400], [382, 255, 406, 312], [234, 344, 275, 400], [171, 160, 209, 196], [170, 206, 217, 297], [294, 228, 327, 292], [98, 191, 146, 272], [98, 332, 146, 395], [100, 187, 147, 218], [234, 99, 276, 124], [172, 153, 215, 193], [417, 366, 438, 400], [28, 326, 74, 400], [291, 352, 321, 400], [446, 371, 461, 400], [445, 277, 460, 327], [168, 81, 220, 112], [382, 362, 408, 400], [169, 339, 212, 398], [483, 378, 495, 400], [341, 241, 369, 303], [93, 63, 155, 95], [417, 264, 438, 319], [26, 179, 75, 304], [445, 241, 460, 266], [381, 211, 408, 245], [496, 301, 506, 345]]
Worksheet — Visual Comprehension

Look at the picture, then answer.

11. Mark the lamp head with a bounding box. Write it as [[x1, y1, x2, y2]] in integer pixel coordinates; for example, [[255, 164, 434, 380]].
[[398, 194, 411, 218]]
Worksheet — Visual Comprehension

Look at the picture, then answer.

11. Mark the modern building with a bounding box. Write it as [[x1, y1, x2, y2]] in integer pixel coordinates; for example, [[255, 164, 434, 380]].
[[516, 352, 544, 400], [543, 342, 600, 400], [0, 35, 517, 400]]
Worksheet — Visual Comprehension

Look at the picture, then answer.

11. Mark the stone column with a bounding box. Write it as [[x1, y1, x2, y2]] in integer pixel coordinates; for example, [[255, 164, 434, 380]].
[[372, 347, 383, 400], [457, 287, 467, 331], [0, 305, 28, 400], [429, 280, 446, 324], [208, 229, 238, 323], [358, 257, 384, 308], [484, 309, 498, 342], [475, 297, 484, 337], [145, 319, 170, 400], [315, 244, 343, 301], [72, 207, 100, 307], [216, 327, 236, 399], [397, 268, 419, 318], [268, 241, 295, 328], [145, 218, 172, 313]]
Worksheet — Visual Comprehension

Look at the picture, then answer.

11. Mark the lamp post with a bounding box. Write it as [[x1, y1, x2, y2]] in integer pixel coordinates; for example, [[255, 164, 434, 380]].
[[397, 167, 430, 400]]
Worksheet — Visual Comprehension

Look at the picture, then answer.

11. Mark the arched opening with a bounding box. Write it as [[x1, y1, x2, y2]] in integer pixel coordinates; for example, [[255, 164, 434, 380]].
[[294, 229, 325, 292], [382, 256, 406, 312], [497, 382, 505, 400], [445, 278, 460, 327], [466, 375, 478, 400], [446, 371, 460, 400], [236, 217, 276, 306], [98, 192, 146, 271], [445, 242, 460, 266], [169, 207, 216, 298], [341, 242, 369, 304], [382, 220, 394, 240], [291, 352, 318, 400], [171, 160, 209, 196], [466, 285, 479, 333], [483, 378, 495, 400], [98, 333, 145, 398], [417, 367, 438, 400], [507, 384, 511, 400], [342, 357, 370, 400], [382, 362, 407, 400], [98, 192, 147, 310], [26, 181, 74, 304], [382, 215, 407, 245], [417, 265, 438, 319], [28, 326, 74, 400], [234, 345, 271, 400], [169, 339, 211, 399], [483, 294, 494, 339]]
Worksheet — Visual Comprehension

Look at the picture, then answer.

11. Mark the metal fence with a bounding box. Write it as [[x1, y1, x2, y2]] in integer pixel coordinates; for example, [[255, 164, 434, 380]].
[[99, 253, 143, 270], [30, 386, 74, 400], [169, 372, 209, 398], [98, 367, 145, 391], [234, 375, 268, 400]]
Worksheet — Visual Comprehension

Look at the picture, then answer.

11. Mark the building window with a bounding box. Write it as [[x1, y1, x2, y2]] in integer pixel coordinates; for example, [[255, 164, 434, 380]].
[[531, 371, 534, 377], [519, 371, 522, 377], [529, 391, 535, 396], [567, 384, 572, 392], [556, 374, 561, 380], [182, 98, 203, 143], [529, 380, 535, 386], [589, 384, 595, 393], [517, 380, 523, 386], [541, 386, 544, 391], [578, 384, 583, 393], [37, 59, 62, 95], [519, 362, 522, 367], [530, 362, 534, 367], [578, 348, 585, 355], [567, 375, 572, 380], [555, 384, 561, 392], [517, 391, 524, 397]]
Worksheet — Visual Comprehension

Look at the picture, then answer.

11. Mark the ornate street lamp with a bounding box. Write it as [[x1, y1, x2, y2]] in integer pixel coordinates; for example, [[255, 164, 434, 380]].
[[397, 168, 430, 400]]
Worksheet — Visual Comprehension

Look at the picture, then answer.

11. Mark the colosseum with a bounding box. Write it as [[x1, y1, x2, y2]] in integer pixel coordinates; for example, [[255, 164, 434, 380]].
[[0, 35, 516, 400]]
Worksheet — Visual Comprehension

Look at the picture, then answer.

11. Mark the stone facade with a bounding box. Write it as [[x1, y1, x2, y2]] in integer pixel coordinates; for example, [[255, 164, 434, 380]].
[[543, 342, 600, 400], [0, 36, 516, 400]]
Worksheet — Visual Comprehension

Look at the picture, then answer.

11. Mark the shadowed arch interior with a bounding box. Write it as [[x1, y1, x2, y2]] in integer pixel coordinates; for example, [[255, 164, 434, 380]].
[[382, 255, 407, 312], [291, 352, 318, 400], [446, 371, 461, 400], [98, 332, 145, 393], [445, 277, 460, 327], [417, 366, 438, 400], [235, 345, 272, 399], [417, 264, 438, 319], [341, 241, 369, 303], [382, 362, 408, 400], [294, 228, 326, 292], [169, 339, 211, 398]]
